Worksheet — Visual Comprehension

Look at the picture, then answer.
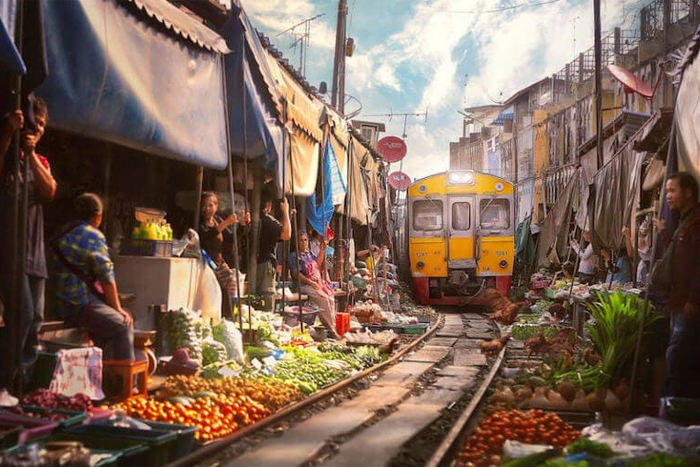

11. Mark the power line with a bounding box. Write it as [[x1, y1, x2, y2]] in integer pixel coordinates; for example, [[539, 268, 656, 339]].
[[447, 0, 563, 14]]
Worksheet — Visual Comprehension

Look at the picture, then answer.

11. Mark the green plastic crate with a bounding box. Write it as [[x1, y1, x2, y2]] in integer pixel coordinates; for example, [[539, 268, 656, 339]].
[[66, 424, 176, 466], [44, 432, 149, 466]]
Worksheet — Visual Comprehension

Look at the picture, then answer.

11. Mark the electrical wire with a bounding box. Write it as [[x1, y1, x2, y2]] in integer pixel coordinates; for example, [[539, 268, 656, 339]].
[[447, 0, 563, 14]]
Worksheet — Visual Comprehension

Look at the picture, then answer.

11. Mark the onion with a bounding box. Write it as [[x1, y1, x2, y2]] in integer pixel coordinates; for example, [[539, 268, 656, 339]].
[[570, 389, 589, 411], [604, 389, 622, 412], [514, 386, 533, 402], [531, 386, 551, 408], [548, 390, 570, 409]]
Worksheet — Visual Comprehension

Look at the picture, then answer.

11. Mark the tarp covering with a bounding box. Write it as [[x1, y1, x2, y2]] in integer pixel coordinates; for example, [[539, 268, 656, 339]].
[[336, 136, 370, 224], [361, 151, 381, 213], [306, 141, 336, 235], [0, 0, 26, 74], [589, 130, 647, 249], [537, 171, 579, 269], [285, 131, 319, 196], [517, 179, 534, 223], [675, 24, 700, 185], [35, 0, 228, 169], [515, 215, 536, 267], [220, 7, 284, 175]]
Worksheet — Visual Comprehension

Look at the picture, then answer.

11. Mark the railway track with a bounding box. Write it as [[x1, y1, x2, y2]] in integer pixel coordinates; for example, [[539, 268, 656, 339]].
[[174, 308, 506, 467]]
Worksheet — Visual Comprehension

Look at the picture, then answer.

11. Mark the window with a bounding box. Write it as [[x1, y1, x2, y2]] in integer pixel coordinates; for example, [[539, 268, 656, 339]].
[[413, 200, 443, 231], [451, 202, 471, 230], [480, 199, 510, 230]]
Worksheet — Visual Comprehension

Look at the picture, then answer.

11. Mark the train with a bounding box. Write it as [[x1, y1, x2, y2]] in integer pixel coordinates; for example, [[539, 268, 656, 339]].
[[395, 170, 515, 306]]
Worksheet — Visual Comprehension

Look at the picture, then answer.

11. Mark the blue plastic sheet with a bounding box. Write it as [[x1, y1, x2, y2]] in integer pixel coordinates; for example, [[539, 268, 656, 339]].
[[34, 0, 228, 169], [0, 0, 25, 75]]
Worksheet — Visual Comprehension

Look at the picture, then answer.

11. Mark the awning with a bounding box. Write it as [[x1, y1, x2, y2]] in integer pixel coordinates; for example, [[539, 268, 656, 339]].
[[336, 136, 370, 224], [633, 109, 673, 153], [220, 6, 284, 176], [492, 105, 514, 126], [0, 2, 26, 75], [675, 24, 700, 183], [34, 0, 229, 169]]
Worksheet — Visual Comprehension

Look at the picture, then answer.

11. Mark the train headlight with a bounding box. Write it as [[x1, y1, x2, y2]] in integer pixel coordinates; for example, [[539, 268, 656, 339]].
[[416, 261, 425, 270], [499, 260, 508, 269], [495, 182, 504, 192], [448, 171, 475, 185]]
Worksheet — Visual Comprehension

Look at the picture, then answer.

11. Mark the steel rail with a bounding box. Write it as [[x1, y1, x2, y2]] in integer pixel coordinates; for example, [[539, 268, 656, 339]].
[[168, 314, 444, 467], [425, 324, 507, 467]]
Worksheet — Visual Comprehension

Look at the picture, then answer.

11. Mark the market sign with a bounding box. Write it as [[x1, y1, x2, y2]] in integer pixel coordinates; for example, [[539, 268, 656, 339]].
[[377, 136, 407, 163], [388, 171, 411, 191]]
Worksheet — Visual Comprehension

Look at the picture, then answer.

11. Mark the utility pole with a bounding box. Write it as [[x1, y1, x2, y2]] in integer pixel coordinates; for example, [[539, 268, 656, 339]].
[[594, 0, 604, 170], [331, 0, 348, 113]]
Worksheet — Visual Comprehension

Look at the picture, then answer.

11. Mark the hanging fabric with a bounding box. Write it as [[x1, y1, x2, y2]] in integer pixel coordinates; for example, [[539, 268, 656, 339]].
[[307, 141, 336, 235]]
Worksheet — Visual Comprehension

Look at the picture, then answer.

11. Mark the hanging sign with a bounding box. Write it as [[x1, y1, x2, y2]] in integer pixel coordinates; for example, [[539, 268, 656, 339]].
[[377, 136, 407, 163], [388, 171, 411, 191]]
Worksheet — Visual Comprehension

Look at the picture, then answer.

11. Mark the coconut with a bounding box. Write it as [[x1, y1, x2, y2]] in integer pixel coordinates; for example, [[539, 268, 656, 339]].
[[613, 379, 630, 401], [586, 391, 605, 412], [570, 389, 589, 411], [557, 380, 576, 402]]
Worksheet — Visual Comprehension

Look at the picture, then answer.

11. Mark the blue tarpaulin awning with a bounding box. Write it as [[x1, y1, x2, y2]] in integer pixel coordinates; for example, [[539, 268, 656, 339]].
[[492, 105, 514, 126], [34, 0, 229, 169], [0, 1, 26, 75], [221, 4, 284, 176]]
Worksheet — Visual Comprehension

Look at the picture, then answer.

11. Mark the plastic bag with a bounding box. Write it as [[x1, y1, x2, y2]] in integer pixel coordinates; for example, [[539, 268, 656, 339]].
[[212, 319, 245, 364], [622, 416, 700, 457], [95, 410, 152, 430], [192, 258, 222, 323]]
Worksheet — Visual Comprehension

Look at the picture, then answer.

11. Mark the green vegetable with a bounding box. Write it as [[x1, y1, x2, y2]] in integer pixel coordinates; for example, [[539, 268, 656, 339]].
[[628, 453, 698, 466], [585, 292, 660, 389], [566, 437, 617, 458], [245, 346, 271, 361], [512, 324, 558, 340], [503, 449, 560, 467]]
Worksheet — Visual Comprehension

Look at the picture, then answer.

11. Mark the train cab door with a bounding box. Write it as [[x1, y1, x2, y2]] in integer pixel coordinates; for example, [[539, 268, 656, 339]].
[[447, 196, 476, 269], [476, 196, 515, 285]]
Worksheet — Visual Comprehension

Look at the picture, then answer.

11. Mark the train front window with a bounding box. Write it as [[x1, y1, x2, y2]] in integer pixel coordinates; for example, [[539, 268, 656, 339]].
[[480, 199, 510, 230], [451, 202, 470, 230], [413, 200, 443, 231]]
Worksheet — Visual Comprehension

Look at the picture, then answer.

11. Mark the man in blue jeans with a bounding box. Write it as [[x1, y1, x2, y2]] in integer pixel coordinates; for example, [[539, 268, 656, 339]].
[[51, 193, 134, 360], [654, 172, 700, 398]]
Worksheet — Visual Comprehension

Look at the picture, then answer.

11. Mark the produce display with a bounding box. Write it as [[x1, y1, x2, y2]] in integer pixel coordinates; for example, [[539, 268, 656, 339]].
[[456, 410, 580, 466], [167, 308, 205, 363], [154, 376, 301, 411], [111, 394, 267, 441], [20, 389, 93, 412], [510, 324, 557, 341]]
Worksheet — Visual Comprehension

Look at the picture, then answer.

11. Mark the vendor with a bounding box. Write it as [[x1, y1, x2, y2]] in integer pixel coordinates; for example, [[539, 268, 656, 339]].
[[570, 231, 596, 284], [599, 247, 631, 285], [198, 191, 250, 268], [51, 193, 134, 361], [550, 261, 575, 286], [288, 231, 340, 339]]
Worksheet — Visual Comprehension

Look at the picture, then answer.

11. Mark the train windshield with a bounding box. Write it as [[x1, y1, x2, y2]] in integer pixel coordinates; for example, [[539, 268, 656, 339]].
[[451, 202, 471, 230], [413, 199, 443, 231], [480, 198, 510, 230]]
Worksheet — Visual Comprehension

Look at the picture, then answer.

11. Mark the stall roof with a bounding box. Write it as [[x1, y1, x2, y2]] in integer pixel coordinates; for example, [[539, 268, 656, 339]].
[[633, 108, 673, 153], [0, 2, 26, 75], [36, 0, 229, 169], [126, 0, 230, 53], [577, 110, 651, 157]]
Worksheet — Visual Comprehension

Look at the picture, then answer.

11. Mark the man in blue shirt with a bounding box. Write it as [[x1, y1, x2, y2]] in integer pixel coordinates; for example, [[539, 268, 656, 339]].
[[51, 193, 134, 360]]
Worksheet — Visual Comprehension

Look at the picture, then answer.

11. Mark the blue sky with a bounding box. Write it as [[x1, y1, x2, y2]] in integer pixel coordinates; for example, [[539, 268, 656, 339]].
[[245, 0, 645, 180]]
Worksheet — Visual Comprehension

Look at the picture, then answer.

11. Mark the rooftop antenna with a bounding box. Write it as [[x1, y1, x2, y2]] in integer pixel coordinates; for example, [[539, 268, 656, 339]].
[[363, 109, 428, 140], [571, 15, 580, 56], [277, 13, 325, 77]]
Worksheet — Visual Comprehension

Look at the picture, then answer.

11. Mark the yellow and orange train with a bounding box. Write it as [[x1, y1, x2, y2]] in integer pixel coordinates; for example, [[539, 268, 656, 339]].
[[397, 171, 515, 305]]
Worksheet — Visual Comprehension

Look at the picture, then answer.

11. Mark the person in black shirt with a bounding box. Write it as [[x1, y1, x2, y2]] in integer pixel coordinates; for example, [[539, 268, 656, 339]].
[[255, 191, 291, 311]]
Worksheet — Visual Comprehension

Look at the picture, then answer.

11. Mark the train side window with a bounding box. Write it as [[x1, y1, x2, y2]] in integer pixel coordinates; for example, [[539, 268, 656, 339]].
[[451, 202, 470, 230], [413, 200, 443, 231], [480, 199, 510, 230]]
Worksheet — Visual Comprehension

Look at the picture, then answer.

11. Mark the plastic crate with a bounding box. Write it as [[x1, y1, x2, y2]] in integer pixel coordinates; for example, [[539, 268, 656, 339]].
[[138, 419, 198, 460], [121, 239, 173, 257], [3, 443, 123, 467], [282, 306, 318, 327], [66, 424, 176, 466], [0, 413, 59, 445], [1, 405, 88, 428], [29, 432, 149, 466], [0, 422, 22, 449]]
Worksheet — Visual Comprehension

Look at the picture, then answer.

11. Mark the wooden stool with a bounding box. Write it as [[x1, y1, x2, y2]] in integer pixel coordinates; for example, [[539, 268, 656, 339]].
[[102, 360, 148, 401]]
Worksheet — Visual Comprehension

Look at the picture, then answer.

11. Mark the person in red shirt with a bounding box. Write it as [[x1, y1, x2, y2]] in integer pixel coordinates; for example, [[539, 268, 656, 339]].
[[654, 171, 700, 398], [0, 98, 57, 389]]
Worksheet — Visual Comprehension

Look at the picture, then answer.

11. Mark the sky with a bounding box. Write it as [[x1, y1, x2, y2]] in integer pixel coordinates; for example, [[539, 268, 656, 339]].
[[244, 0, 646, 181]]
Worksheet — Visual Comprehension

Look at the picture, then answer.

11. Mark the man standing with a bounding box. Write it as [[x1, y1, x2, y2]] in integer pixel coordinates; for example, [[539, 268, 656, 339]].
[[255, 189, 291, 311], [654, 172, 700, 398], [52, 193, 134, 360], [0, 99, 57, 388]]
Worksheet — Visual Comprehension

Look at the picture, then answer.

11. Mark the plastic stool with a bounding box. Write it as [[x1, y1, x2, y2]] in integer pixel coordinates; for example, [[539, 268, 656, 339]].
[[102, 360, 148, 401]]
